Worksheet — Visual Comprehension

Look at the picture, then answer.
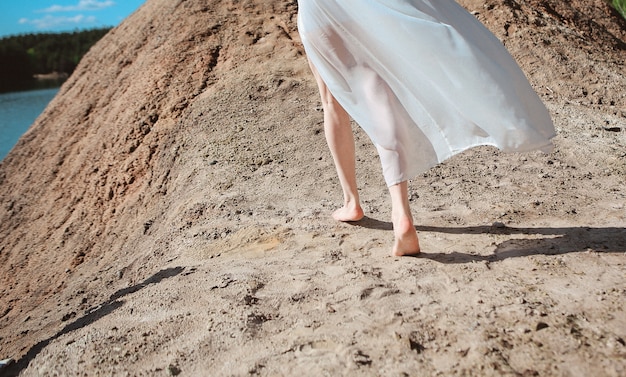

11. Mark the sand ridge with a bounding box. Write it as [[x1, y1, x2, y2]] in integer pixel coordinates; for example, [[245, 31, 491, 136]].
[[0, 0, 624, 375]]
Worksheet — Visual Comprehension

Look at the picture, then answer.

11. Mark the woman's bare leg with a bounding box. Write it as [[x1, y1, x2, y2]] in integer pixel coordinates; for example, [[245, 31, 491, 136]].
[[389, 181, 420, 256], [309, 61, 364, 221]]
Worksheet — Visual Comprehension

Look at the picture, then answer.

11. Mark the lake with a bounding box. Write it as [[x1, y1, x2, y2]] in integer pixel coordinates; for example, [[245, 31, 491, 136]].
[[0, 87, 59, 161]]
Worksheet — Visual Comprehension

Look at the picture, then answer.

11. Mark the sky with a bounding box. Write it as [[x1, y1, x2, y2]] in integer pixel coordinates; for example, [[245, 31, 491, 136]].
[[1, 0, 146, 38]]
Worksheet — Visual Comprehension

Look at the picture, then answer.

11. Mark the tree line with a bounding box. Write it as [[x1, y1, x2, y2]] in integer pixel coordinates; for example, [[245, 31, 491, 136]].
[[613, 0, 626, 19], [0, 28, 111, 92]]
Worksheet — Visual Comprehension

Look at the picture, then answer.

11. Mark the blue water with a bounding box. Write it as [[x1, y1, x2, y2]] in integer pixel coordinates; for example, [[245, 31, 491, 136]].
[[0, 87, 59, 161]]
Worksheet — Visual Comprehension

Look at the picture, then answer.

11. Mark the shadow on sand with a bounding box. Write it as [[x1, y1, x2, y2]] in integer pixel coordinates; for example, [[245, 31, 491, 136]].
[[353, 216, 626, 263], [3, 266, 185, 376]]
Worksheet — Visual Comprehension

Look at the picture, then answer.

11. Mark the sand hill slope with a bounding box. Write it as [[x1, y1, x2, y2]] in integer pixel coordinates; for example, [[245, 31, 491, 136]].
[[0, 0, 624, 375]]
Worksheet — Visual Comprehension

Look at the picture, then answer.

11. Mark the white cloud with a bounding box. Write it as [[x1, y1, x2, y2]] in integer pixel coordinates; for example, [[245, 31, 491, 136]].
[[39, 1, 116, 13], [19, 14, 98, 29]]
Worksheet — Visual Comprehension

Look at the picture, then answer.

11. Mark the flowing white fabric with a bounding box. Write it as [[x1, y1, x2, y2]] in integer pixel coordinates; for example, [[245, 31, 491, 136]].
[[297, 0, 556, 186]]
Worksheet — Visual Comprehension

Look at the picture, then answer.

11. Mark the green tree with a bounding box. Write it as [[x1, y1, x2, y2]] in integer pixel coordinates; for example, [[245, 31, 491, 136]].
[[0, 28, 111, 92], [613, 0, 626, 19]]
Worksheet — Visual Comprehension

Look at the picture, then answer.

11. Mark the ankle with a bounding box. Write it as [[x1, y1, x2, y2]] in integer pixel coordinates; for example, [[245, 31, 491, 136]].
[[343, 196, 362, 211], [393, 214, 414, 233]]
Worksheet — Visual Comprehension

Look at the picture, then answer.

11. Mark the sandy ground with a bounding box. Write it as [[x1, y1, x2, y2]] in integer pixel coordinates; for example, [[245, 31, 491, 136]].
[[0, 0, 624, 376]]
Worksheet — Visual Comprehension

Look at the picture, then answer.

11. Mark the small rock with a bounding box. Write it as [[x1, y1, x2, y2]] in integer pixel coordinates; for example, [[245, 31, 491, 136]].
[[352, 350, 372, 366], [0, 358, 14, 368], [168, 364, 182, 376], [61, 311, 77, 322], [408, 332, 426, 353], [536, 322, 549, 331]]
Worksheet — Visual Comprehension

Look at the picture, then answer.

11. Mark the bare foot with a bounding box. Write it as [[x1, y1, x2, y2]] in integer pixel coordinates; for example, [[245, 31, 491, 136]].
[[391, 215, 420, 256], [332, 205, 364, 222]]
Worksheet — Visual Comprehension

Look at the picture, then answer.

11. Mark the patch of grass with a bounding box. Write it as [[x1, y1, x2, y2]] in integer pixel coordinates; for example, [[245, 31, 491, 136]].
[[612, 0, 626, 19]]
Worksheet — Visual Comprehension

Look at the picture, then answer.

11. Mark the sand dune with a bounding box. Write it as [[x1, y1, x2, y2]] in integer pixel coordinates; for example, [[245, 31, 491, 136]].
[[0, 0, 624, 375]]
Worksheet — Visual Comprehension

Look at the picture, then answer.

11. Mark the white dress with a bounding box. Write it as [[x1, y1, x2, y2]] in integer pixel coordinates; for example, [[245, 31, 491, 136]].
[[297, 0, 555, 186]]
